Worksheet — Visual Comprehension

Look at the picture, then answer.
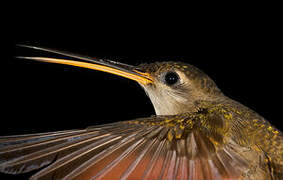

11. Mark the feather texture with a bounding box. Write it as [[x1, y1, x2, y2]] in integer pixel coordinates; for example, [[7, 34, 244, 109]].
[[0, 113, 269, 180]]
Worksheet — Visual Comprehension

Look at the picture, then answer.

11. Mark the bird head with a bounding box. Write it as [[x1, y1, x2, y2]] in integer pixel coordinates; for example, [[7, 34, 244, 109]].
[[18, 46, 223, 115], [136, 62, 223, 115]]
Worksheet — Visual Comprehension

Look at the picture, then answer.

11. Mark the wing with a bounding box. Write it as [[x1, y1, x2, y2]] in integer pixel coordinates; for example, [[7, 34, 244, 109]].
[[0, 115, 265, 180]]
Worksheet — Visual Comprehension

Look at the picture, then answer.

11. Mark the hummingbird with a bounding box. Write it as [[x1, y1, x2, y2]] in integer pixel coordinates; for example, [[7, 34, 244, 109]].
[[0, 45, 282, 180]]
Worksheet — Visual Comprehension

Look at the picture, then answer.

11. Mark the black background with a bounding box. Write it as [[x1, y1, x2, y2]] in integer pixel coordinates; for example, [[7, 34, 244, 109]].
[[1, 3, 282, 179]]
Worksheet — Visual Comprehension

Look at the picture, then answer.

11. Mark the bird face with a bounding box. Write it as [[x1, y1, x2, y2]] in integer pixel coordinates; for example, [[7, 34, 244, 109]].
[[18, 46, 223, 116], [136, 62, 222, 115]]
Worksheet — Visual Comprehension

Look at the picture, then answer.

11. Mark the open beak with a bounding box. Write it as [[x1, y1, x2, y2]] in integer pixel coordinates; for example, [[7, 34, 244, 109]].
[[17, 45, 153, 85]]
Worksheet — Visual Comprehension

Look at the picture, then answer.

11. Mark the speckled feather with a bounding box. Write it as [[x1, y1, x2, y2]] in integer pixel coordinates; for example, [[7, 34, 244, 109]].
[[1, 100, 281, 179], [0, 54, 282, 180]]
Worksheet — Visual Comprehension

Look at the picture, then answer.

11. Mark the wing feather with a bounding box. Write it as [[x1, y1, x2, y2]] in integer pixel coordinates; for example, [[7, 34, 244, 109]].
[[0, 115, 270, 180]]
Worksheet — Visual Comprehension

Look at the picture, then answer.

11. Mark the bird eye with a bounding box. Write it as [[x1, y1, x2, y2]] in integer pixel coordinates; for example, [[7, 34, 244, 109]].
[[164, 71, 180, 85]]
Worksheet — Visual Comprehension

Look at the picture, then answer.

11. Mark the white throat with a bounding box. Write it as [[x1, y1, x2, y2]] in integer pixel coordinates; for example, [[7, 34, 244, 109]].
[[143, 86, 189, 115]]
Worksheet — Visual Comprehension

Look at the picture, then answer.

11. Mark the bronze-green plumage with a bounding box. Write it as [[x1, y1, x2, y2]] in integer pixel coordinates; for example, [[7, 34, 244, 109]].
[[0, 46, 282, 180]]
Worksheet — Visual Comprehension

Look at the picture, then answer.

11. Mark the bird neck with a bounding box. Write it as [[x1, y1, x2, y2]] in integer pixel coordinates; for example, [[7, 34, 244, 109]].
[[151, 95, 226, 116]]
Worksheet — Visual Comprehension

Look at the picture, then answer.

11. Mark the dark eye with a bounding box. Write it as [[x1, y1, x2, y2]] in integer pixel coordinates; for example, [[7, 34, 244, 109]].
[[164, 71, 179, 85]]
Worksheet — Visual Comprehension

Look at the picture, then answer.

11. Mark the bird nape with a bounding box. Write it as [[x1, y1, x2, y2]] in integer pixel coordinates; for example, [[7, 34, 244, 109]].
[[0, 45, 282, 180]]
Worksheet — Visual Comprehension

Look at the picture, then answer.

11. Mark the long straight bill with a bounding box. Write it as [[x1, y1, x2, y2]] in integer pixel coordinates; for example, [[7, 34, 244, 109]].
[[17, 56, 153, 85]]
